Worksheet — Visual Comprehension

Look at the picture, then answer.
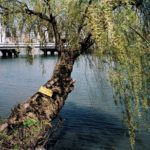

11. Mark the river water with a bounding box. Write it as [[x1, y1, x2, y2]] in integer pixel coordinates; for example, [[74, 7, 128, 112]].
[[0, 55, 149, 150]]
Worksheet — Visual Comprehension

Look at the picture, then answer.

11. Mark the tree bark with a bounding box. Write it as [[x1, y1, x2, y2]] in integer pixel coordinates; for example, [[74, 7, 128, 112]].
[[0, 53, 74, 149]]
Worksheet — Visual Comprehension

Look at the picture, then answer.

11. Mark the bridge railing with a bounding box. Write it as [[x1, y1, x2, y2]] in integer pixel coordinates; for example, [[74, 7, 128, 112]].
[[0, 43, 55, 49]]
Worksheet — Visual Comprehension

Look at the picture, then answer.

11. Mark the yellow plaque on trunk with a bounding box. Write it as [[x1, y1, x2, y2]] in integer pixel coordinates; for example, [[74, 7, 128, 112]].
[[38, 86, 53, 97]]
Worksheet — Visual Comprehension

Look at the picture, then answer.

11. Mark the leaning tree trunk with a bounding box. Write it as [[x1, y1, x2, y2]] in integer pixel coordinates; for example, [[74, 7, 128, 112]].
[[0, 33, 93, 149], [0, 52, 76, 149]]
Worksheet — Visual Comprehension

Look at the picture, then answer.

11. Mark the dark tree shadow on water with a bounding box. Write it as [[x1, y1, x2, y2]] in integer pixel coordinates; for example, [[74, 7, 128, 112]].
[[47, 102, 132, 150], [47, 102, 150, 150]]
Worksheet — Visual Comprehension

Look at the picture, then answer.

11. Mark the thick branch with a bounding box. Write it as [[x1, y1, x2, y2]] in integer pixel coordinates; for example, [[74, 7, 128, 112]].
[[0, 2, 50, 22], [112, 0, 143, 10], [80, 33, 93, 51], [23, 4, 51, 23]]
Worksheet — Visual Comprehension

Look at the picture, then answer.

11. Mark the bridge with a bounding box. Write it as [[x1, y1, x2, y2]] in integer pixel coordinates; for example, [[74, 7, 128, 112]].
[[0, 43, 58, 57]]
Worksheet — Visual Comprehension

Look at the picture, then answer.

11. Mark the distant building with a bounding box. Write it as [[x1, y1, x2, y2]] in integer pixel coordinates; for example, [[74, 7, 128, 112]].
[[0, 21, 55, 46], [0, 27, 37, 44]]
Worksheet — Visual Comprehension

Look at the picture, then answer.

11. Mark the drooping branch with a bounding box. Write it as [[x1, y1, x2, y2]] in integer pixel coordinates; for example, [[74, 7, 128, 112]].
[[0, 4, 8, 10], [78, 0, 93, 34], [49, 14, 61, 51], [129, 26, 150, 45]]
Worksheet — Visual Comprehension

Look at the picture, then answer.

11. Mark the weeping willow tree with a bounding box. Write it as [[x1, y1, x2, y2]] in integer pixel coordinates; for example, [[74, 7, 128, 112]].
[[0, 0, 149, 149], [87, 0, 150, 148]]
